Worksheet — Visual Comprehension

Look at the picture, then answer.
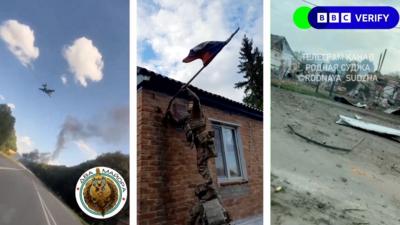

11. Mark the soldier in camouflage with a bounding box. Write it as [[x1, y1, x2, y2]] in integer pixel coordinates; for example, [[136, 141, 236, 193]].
[[166, 86, 230, 225]]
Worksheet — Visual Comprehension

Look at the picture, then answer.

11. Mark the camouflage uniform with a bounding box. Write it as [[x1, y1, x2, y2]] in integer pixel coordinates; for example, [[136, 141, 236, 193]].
[[189, 183, 230, 225], [168, 87, 216, 184], [166, 87, 229, 225]]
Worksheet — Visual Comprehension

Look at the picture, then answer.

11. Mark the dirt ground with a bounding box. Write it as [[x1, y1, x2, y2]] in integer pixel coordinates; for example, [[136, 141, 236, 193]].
[[271, 87, 400, 225]]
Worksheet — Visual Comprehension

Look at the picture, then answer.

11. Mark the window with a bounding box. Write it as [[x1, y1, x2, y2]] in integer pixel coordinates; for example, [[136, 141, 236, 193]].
[[212, 122, 247, 182]]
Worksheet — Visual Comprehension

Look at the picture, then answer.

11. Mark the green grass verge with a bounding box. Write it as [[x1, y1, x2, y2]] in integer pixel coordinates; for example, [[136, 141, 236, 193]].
[[272, 79, 331, 99]]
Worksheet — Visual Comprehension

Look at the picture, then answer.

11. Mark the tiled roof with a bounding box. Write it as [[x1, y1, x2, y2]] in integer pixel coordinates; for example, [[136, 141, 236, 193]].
[[137, 66, 263, 121]]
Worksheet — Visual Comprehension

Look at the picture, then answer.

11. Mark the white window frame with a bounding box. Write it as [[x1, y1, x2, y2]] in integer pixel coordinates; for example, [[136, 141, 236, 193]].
[[210, 119, 248, 184]]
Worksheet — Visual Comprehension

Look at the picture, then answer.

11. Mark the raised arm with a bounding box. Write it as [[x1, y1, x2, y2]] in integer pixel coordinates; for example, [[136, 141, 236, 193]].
[[186, 87, 202, 115], [186, 87, 200, 103]]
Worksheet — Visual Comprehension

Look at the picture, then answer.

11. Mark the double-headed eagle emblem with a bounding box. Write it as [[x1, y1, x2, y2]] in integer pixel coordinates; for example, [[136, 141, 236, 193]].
[[83, 168, 118, 216]]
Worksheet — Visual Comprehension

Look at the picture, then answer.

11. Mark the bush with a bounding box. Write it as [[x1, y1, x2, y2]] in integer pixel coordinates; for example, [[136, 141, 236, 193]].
[[22, 152, 129, 225], [0, 104, 16, 152]]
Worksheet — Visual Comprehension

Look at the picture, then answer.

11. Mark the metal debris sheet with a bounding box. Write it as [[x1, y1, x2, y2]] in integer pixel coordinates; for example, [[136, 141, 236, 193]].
[[385, 107, 400, 115], [336, 115, 400, 141]]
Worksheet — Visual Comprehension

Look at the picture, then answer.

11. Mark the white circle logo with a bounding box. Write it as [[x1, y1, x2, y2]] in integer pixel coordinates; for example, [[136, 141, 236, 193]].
[[75, 167, 128, 219]]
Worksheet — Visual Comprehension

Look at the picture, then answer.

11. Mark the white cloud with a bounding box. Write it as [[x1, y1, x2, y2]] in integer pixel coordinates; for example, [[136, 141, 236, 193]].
[[0, 96, 13, 109], [74, 139, 98, 159], [0, 20, 39, 67], [17, 135, 34, 154], [63, 37, 104, 87], [7, 103, 15, 110], [138, 0, 263, 102], [60, 74, 68, 85]]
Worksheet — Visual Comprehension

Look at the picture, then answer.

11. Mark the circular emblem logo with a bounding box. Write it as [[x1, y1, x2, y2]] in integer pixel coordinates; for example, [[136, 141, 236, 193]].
[[75, 167, 128, 219]]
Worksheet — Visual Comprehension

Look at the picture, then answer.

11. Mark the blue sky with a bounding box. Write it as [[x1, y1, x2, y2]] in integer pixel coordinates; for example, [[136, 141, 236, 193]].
[[0, 0, 129, 166], [138, 0, 263, 102]]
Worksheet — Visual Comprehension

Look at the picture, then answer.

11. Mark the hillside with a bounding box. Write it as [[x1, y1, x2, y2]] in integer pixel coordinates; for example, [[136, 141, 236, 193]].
[[21, 152, 129, 225], [0, 104, 17, 153]]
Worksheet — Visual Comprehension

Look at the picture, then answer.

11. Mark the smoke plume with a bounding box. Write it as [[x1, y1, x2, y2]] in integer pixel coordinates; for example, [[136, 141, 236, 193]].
[[51, 106, 129, 160]]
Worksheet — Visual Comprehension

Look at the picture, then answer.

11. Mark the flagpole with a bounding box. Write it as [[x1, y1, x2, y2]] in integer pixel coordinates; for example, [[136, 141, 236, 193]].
[[165, 64, 206, 114], [164, 27, 240, 115], [225, 27, 240, 44]]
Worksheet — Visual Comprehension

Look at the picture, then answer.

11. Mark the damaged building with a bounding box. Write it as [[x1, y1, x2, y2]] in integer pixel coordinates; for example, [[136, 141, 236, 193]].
[[137, 67, 263, 225], [270, 35, 400, 113], [337, 74, 400, 110], [271, 34, 302, 77]]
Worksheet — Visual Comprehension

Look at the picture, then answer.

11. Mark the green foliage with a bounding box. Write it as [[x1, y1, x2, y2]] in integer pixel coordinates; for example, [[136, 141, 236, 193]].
[[271, 79, 330, 99], [0, 104, 17, 152], [2, 131, 16, 151], [235, 35, 263, 110], [21, 152, 129, 225]]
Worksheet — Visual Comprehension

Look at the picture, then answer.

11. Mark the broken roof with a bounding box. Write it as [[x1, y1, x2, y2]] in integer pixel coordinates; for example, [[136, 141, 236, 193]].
[[271, 34, 302, 63], [271, 34, 285, 48], [137, 67, 263, 121]]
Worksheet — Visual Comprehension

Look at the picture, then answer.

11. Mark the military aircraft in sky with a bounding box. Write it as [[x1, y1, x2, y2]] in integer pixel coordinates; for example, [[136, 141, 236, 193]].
[[39, 83, 55, 97]]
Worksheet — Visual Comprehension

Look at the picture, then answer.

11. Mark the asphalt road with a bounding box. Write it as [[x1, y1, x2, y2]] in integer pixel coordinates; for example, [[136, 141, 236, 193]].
[[0, 154, 83, 225]]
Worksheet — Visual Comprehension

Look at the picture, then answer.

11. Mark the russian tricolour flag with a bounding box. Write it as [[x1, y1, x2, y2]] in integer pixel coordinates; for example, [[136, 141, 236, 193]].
[[182, 28, 239, 67], [182, 41, 226, 66]]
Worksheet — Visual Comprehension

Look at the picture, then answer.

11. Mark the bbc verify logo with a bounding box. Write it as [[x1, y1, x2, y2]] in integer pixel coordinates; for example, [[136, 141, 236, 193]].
[[317, 13, 351, 23], [317, 12, 390, 24], [293, 6, 399, 29]]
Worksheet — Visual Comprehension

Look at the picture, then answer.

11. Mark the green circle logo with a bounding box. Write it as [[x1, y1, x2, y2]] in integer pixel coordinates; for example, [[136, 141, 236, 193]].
[[293, 6, 312, 29]]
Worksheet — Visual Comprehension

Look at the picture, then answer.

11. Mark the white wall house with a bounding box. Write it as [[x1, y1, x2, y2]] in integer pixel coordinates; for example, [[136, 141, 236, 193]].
[[271, 34, 301, 76]]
